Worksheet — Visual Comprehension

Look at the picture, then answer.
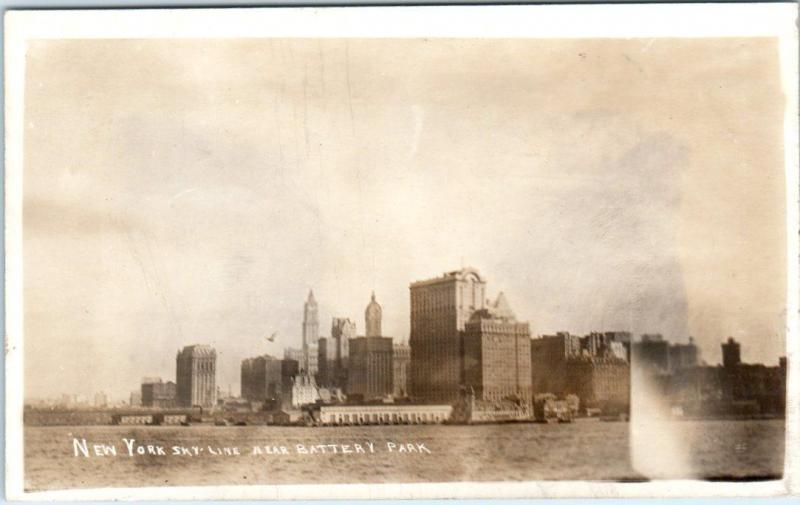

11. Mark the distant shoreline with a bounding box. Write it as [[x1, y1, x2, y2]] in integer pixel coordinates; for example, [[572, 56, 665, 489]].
[[23, 409, 785, 428]]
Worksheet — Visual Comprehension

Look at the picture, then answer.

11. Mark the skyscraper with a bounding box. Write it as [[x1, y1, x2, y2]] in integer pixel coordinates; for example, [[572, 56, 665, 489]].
[[241, 354, 299, 410], [347, 293, 393, 399], [176, 344, 217, 408], [365, 292, 382, 337], [329, 317, 355, 389], [393, 341, 411, 397], [303, 290, 319, 347], [285, 347, 317, 375], [301, 290, 320, 374], [409, 268, 487, 403], [348, 336, 393, 400], [462, 293, 532, 405], [317, 338, 337, 388]]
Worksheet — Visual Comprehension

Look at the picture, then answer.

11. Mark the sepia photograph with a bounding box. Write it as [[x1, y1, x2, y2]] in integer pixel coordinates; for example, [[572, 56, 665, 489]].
[[4, 4, 798, 500]]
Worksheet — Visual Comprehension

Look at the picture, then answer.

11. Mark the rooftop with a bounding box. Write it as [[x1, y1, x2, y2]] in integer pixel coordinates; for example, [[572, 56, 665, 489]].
[[409, 267, 485, 288], [177, 344, 217, 358]]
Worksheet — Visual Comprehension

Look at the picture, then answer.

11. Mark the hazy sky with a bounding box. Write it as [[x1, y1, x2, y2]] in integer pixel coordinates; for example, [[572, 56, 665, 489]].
[[23, 38, 787, 400]]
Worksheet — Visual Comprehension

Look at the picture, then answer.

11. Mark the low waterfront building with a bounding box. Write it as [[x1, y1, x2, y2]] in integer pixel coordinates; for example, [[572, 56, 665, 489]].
[[111, 412, 189, 426], [452, 390, 532, 424], [309, 404, 452, 426], [162, 414, 188, 425], [112, 414, 153, 425], [269, 409, 304, 425]]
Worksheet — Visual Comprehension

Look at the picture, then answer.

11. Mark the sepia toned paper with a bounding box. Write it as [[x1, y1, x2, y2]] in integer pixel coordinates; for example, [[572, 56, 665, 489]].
[[4, 4, 798, 501]]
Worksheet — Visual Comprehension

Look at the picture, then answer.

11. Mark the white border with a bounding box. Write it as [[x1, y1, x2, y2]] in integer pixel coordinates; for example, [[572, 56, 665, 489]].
[[4, 4, 799, 501], [2, 4, 799, 39]]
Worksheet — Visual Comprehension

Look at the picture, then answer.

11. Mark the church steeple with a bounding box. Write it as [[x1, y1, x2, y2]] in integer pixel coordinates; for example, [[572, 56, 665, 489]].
[[365, 291, 382, 338]]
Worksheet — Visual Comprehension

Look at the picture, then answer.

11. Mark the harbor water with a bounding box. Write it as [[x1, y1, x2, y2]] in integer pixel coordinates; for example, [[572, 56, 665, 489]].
[[24, 419, 784, 491]]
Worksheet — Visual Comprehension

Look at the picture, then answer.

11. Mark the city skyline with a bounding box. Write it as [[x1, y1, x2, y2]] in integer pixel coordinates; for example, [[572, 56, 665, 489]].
[[23, 38, 787, 401], [25, 276, 785, 403]]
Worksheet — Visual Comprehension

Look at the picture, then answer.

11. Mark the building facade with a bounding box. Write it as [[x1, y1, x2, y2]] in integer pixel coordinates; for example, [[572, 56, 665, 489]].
[[365, 292, 382, 337], [409, 268, 487, 403], [310, 404, 453, 426], [141, 378, 177, 408], [348, 336, 393, 400], [285, 346, 317, 376], [393, 342, 411, 397], [317, 338, 338, 388], [301, 290, 320, 374], [291, 373, 321, 407], [176, 344, 217, 408], [632, 334, 700, 374], [564, 356, 630, 410], [722, 337, 741, 368], [331, 317, 355, 388], [93, 391, 108, 408], [463, 293, 532, 405], [241, 355, 299, 410], [665, 340, 786, 417], [669, 338, 701, 370], [530, 332, 581, 399], [530, 332, 630, 413], [318, 317, 356, 389]]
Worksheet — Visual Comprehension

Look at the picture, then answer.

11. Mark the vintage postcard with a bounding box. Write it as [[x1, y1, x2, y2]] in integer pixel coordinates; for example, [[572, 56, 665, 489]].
[[4, 4, 798, 501]]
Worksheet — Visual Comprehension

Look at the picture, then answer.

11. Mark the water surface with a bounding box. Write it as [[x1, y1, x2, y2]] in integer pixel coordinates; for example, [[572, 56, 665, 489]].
[[24, 419, 784, 491]]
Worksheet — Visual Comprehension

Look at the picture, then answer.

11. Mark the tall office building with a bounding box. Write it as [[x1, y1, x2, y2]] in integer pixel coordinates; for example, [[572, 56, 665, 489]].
[[241, 354, 299, 410], [365, 292, 382, 337], [393, 341, 411, 397], [348, 336, 393, 400], [317, 338, 337, 387], [462, 293, 532, 405], [285, 346, 317, 375], [347, 293, 393, 399], [176, 344, 217, 408], [300, 290, 320, 374], [409, 268, 487, 403], [325, 317, 355, 389]]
